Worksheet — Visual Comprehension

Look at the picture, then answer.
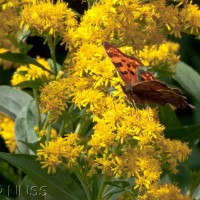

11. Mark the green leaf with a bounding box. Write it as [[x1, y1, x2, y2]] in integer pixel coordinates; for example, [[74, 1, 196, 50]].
[[20, 44, 34, 55], [14, 101, 38, 154], [20, 176, 47, 200], [0, 153, 87, 200], [0, 51, 53, 75], [174, 61, 200, 102], [0, 86, 32, 119], [158, 105, 181, 129], [48, 58, 62, 73], [19, 137, 46, 154], [15, 80, 40, 90], [164, 125, 200, 146]]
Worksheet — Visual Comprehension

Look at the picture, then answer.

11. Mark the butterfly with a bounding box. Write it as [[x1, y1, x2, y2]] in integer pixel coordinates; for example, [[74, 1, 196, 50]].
[[103, 41, 194, 109]]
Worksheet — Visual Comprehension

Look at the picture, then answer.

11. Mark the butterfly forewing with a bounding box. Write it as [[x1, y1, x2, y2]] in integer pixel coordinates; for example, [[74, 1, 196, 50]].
[[103, 41, 143, 87]]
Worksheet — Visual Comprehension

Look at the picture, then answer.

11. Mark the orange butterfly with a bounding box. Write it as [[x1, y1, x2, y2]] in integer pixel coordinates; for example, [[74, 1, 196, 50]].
[[103, 41, 194, 109]]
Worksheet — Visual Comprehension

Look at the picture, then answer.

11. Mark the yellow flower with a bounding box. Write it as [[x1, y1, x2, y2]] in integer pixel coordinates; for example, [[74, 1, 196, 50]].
[[180, 3, 200, 36], [34, 126, 58, 139], [20, 1, 77, 39], [11, 56, 53, 86], [135, 155, 161, 191], [156, 138, 191, 173], [0, 113, 16, 153], [138, 42, 180, 70], [37, 134, 84, 173], [40, 78, 71, 121], [0, 0, 21, 36], [72, 88, 105, 112], [141, 183, 191, 200]]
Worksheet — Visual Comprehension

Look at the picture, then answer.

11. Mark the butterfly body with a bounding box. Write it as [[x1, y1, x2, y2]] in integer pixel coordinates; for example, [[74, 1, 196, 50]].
[[103, 41, 194, 109]]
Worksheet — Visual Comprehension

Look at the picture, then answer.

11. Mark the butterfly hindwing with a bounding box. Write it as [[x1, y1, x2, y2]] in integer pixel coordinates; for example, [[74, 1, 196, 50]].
[[130, 81, 194, 108]]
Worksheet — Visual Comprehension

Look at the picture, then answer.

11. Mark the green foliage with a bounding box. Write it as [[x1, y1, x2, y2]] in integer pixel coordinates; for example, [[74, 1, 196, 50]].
[[0, 86, 32, 119], [0, 51, 53, 74], [0, 153, 87, 200], [174, 61, 200, 102]]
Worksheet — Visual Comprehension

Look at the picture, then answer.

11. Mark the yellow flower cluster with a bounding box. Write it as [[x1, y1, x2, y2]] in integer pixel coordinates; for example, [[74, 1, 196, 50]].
[[140, 183, 191, 200], [0, 0, 22, 69], [20, 1, 77, 39], [86, 103, 190, 191], [37, 134, 84, 173], [138, 42, 180, 69], [40, 78, 70, 121], [0, 113, 16, 153], [11, 56, 53, 86], [0, 0, 21, 37]]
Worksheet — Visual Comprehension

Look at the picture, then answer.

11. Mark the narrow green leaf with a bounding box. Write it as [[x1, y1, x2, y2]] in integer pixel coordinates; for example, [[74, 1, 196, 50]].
[[0, 86, 32, 119], [20, 44, 33, 54], [0, 51, 53, 75], [0, 153, 87, 200], [174, 61, 200, 102], [14, 101, 38, 154], [15, 80, 40, 90], [158, 105, 181, 128]]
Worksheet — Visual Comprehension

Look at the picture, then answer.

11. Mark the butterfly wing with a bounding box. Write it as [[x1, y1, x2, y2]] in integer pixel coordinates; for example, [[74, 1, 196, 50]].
[[130, 81, 194, 108], [136, 68, 156, 81], [103, 41, 143, 87], [103, 41, 194, 109]]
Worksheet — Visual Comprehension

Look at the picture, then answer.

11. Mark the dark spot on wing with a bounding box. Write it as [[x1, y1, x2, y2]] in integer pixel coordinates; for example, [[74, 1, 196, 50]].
[[121, 71, 128, 75], [130, 71, 135, 75], [127, 63, 131, 68], [114, 62, 123, 68], [122, 59, 126, 62]]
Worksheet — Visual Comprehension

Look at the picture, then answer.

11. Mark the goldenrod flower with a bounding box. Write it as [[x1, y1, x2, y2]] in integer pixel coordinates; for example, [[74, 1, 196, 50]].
[[180, 3, 200, 36], [40, 78, 70, 121], [141, 183, 191, 200], [0, 1, 21, 36], [0, 113, 16, 153], [138, 42, 180, 70], [11, 56, 53, 86], [20, 1, 77, 39], [37, 134, 84, 173]]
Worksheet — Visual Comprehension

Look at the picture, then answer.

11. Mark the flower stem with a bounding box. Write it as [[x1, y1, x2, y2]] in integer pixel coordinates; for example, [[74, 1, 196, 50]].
[[49, 35, 61, 75], [59, 104, 75, 136], [42, 112, 52, 141], [33, 89, 42, 130], [97, 174, 106, 200], [74, 166, 92, 200]]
